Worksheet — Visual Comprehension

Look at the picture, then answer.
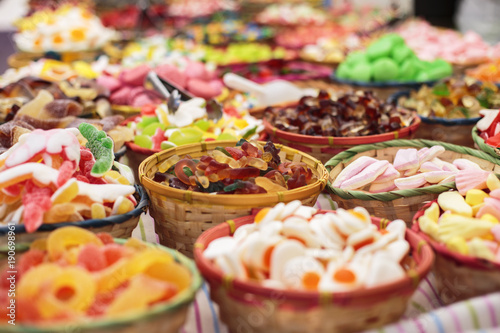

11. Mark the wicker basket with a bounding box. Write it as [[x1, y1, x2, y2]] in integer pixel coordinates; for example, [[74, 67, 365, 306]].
[[138, 141, 328, 258], [0, 184, 148, 251], [472, 125, 500, 159], [325, 139, 500, 224], [194, 213, 434, 333], [0, 237, 202, 333], [412, 201, 500, 305], [389, 90, 480, 147], [264, 115, 421, 164]]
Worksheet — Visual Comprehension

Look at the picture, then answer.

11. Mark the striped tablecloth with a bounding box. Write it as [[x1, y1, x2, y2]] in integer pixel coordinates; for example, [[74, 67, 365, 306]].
[[133, 194, 500, 333]]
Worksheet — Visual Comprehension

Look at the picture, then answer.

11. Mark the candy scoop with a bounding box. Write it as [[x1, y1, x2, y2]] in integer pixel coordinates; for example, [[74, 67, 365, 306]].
[[223, 73, 316, 107]]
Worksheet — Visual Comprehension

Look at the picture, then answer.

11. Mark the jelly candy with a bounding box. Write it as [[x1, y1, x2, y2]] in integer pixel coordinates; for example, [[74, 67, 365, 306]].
[[255, 176, 288, 193], [287, 169, 307, 190], [242, 141, 261, 158], [218, 167, 260, 180], [47, 226, 103, 260], [77, 244, 107, 272], [174, 159, 198, 185], [78, 123, 114, 177], [22, 180, 53, 233], [158, 155, 181, 173], [151, 127, 164, 151], [225, 147, 246, 160]]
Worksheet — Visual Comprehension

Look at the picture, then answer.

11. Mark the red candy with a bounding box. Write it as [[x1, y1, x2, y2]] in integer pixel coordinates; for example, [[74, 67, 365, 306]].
[[241, 142, 262, 158], [174, 158, 198, 185], [225, 147, 246, 160], [22, 181, 53, 233], [77, 244, 107, 272], [218, 167, 260, 180]]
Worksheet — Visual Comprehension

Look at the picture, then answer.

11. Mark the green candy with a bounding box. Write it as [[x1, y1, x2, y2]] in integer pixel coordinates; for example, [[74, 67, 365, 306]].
[[336, 62, 351, 79], [136, 116, 158, 129], [427, 59, 453, 80], [217, 132, 239, 141], [194, 119, 210, 131], [78, 123, 114, 177], [349, 62, 372, 82], [399, 59, 419, 81], [391, 45, 415, 64], [344, 51, 368, 67], [380, 33, 405, 47], [169, 128, 203, 146], [142, 122, 166, 136], [372, 58, 399, 81], [134, 134, 152, 149], [366, 39, 393, 60], [160, 141, 177, 150], [416, 71, 431, 82]]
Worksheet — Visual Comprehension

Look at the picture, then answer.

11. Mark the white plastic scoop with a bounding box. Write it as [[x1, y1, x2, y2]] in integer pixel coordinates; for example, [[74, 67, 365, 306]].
[[223, 73, 317, 107]]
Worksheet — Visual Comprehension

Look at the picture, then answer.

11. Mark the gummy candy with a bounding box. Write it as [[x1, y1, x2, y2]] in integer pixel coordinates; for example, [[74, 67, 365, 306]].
[[78, 123, 114, 177], [22, 180, 53, 233]]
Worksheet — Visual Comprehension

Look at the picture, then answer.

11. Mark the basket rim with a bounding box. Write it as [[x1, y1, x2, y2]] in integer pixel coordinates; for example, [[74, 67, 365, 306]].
[[0, 184, 149, 236], [471, 125, 500, 159], [330, 71, 437, 88], [263, 113, 421, 145], [0, 238, 203, 333], [412, 200, 500, 270], [388, 90, 481, 126], [194, 212, 434, 304], [325, 139, 500, 201], [138, 140, 329, 205]]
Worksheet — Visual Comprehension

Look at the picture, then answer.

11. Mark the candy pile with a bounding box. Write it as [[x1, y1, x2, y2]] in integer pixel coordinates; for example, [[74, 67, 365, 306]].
[[333, 145, 486, 193], [0, 125, 136, 232], [300, 34, 368, 64], [467, 59, 500, 83], [203, 43, 291, 65], [336, 34, 453, 83], [397, 20, 498, 65], [255, 4, 328, 26], [275, 26, 349, 50], [183, 20, 273, 45], [153, 141, 317, 194], [265, 90, 416, 137], [13, 5, 116, 53], [418, 175, 500, 263], [167, 0, 239, 18], [204, 201, 410, 291], [0, 227, 191, 323], [397, 78, 500, 119], [130, 98, 263, 151], [476, 109, 500, 148]]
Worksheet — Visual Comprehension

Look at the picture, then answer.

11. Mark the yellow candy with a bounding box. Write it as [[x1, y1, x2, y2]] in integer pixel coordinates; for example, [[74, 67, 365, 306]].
[[445, 236, 468, 255], [472, 203, 485, 216], [423, 202, 440, 222], [437, 191, 472, 217], [47, 226, 103, 260], [95, 248, 173, 292], [44, 203, 78, 223], [468, 237, 496, 261], [255, 177, 287, 193], [247, 157, 268, 171], [465, 189, 489, 207], [437, 214, 495, 242], [72, 61, 97, 79], [211, 150, 234, 164], [104, 170, 130, 185], [418, 215, 439, 240], [233, 118, 249, 130], [51, 179, 79, 204], [480, 213, 499, 224], [158, 155, 181, 173], [91, 202, 107, 219], [486, 173, 500, 191], [112, 196, 135, 215], [144, 260, 192, 292]]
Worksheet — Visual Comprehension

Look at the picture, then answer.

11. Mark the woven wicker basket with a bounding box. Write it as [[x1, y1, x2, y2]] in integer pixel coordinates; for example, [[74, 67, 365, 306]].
[[0, 237, 202, 333], [194, 213, 434, 333], [472, 125, 500, 159], [412, 201, 500, 305], [326, 139, 500, 225], [264, 115, 421, 164], [0, 184, 148, 251], [138, 141, 328, 258]]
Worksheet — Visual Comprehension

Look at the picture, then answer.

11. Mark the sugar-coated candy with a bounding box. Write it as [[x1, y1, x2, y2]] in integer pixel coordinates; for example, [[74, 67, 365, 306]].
[[79, 123, 114, 177], [153, 141, 316, 194]]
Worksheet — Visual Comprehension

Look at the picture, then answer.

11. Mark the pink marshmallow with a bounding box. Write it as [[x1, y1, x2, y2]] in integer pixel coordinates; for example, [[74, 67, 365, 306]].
[[394, 174, 427, 190], [120, 64, 151, 87], [492, 225, 500, 242], [369, 180, 396, 193], [373, 164, 400, 184], [340, 160, 390, 190], [477, 198, 500, 221], [332, 156, 378, 187], [393, 148, 419, 171], [418, 145, 445, 165], [96, 75, 121, 92], [453, 158, 482, 171], [455, 169, 491, 195], [419, 161, 442, 172], [155, 64, 188, 88], [424, 171, 456, 184]]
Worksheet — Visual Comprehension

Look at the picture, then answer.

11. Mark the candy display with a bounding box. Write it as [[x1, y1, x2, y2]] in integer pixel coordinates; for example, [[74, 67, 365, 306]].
[[299, 34, 369, 64], [417, 177, 500, 263], [331, 145, 487, 192], [0, 226, 194, 323], [397, 20, 500, 65], [265, 90, 416, 137], [13, 5, 116, 53], [335, 34, 453, 83], [204, 201, 410, 290], [128, 98, 263, 151], [467, 59, 500, 83], [0, 126, 135, 231], [255, 4, 328, 26], [397, 77, 500, 119], [167, 0, 239, 18], [274, 25, 350, 50], [152, 140, 317, 194]]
